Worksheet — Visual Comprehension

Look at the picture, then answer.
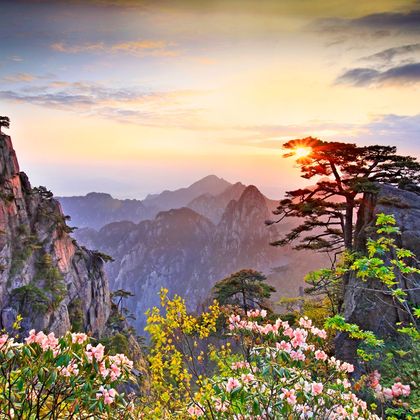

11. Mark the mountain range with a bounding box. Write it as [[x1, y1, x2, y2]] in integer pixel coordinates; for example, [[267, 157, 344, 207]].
[[61, 179, 328, 332]]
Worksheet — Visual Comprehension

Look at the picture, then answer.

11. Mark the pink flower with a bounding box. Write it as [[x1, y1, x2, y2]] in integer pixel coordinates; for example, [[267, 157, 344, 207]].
[[226, 377, 240, 392], [96, 386, 117, 405], [99, 361, 109, 379], [311, 327, 327, 339], [391, 382, 410, 397], [290, 350, 305, 361], [276, 340, 291, 353], [241, 373, 255, 384], [59, 360, 79, 377], [283, 327, 294, 338], [214, 398, 228, 412], [260, 324, 274, 335], [340, 362, 354, 373], [311, 382, 323, 396], [0, 334, 9, 347], [109, 353, 133, 369], [71, 333, 88, 344], [25, 329, 37, 344], [281, 388, 297, 405], [291, 328, 307, 348], [85, 343, 105, 362], [110, 363, 121, 381], [382, 388, 393, 400], [187, 405, 204, 416], [231, 361, 250, 370], [298, 317, 312, 329], [314, 350, 328, 361]]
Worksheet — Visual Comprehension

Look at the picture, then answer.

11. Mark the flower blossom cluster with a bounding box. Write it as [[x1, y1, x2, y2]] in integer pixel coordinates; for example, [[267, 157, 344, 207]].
[[98, 353, 134, 381], [58, 359, 79, 377], [191, 314, 380, 420], [85, 343, 105, 363], [368, 370, 411, 401], [25, 330, 59, 355], [96, 386, 117, 405]]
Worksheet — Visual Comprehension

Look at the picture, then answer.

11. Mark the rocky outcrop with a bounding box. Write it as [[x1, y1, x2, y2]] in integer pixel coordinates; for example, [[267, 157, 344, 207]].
[[336, 184, 420, 363], [0, 133, 111, 336]]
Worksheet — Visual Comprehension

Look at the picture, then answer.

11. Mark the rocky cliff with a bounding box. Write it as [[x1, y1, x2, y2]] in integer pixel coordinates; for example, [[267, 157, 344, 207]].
[[0, 133, 111, 336], [336, 184, 420, 362]]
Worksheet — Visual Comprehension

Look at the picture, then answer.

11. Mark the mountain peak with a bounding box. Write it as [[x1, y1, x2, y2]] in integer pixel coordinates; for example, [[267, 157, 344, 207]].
[[238, 185, 266, 203], [189, 175, 231, 190]]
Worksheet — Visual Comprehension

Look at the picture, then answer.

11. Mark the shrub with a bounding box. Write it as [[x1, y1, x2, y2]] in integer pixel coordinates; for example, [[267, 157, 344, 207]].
[[0, 330, 134, 418]]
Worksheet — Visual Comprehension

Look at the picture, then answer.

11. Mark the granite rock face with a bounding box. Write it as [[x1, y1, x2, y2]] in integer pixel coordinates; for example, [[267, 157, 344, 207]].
[[336, 184, 420, 363], [0, 133, 111, 336]]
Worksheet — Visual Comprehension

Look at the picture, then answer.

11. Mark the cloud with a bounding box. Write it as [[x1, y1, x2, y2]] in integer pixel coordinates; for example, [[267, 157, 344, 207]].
[[50, 40, 180, 57], [336, 62, 420, 86], [317, 9, 420, 35], [8, 55, 23, 62], [355, 114, 420, 155], [361, 43, 420, 63], [3, 73, 37, 83], [0, 81, 204, 128], [226, 114, 420, 156]]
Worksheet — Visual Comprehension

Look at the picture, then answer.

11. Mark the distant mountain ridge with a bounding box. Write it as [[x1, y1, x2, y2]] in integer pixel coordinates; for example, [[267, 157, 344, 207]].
[[58, 175, 238, 229], [72, 185, 328, 332]]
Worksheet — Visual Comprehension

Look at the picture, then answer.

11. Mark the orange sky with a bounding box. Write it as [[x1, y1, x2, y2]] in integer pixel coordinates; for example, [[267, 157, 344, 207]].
[[1, 0, 420, 197]]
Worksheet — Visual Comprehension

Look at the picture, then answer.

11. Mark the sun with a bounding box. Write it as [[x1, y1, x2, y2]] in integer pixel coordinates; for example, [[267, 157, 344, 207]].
[[294, 147, 312, 159]]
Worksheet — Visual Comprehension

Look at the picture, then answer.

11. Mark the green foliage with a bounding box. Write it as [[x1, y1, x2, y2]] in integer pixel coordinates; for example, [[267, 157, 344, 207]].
[[213, 269, 275, 312], [35, 253, 67, 310], [101, 332, 131, 356], [94, 251, 115, 263], [0, 115, 10, 130], [325, 315, 384, 360], [350, 214, 420, 316], [33, 186, 54, 199], [68, 297, 85, 332], [10, 284, 50, 315]]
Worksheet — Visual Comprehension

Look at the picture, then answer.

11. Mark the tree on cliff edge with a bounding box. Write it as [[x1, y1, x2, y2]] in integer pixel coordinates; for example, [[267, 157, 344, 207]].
[[0, 116, 10, 134], [268, 137, 420, 254]]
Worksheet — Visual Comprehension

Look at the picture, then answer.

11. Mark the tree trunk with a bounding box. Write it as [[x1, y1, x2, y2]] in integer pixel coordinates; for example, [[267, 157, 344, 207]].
[[344, 198, 355, 250]]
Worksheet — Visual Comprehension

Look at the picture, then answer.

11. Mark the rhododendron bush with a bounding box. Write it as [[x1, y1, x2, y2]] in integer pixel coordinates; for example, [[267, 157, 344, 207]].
[[144, 292, 413, 419], [0, 330, 134, 418], [188, 312, 380, 419], [0, 293, 414, 419]]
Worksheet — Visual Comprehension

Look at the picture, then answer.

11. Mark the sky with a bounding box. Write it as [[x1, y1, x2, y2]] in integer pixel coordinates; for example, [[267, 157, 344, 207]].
[[0, 0, 419, 199]]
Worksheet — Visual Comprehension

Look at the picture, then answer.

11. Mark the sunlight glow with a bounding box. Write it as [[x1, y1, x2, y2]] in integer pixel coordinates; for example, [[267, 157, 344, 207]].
[[294, 147, 312, 159]]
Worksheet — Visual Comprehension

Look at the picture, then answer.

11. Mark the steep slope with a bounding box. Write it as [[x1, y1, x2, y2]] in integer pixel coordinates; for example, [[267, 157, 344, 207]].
[[187, 182, 246, 224], [0, 133, 111, 336]]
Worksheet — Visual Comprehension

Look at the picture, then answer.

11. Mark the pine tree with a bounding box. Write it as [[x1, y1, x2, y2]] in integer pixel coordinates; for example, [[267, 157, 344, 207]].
[[0, 116, 10, 134], [213, 269, 275, 313], [269, 137, 420, 253]]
